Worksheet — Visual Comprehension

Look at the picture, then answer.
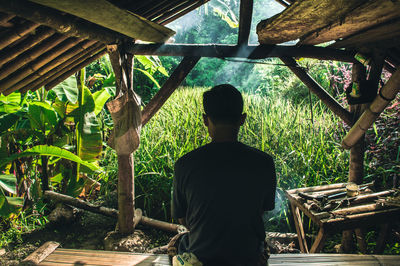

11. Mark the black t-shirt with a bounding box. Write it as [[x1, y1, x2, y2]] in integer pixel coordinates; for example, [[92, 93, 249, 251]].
[[172, 141, 276, 263]]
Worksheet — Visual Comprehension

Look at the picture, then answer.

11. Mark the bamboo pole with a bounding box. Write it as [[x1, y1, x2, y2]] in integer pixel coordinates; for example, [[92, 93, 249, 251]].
[[20, 44, 104, 94], [44, 191, 182, 233], [4, 40, 97, 95], [0, 38, 82, 94], [159, 0, 209, 25], [342, 68, 400, 149], [0, 34, 68, 81], [149, 0, 192, 21], [45, 49, 107, 90], [127, 44, 358, 63], [142, 56, 200, 125], [275, 0, 290, 7], [0, 0, 127, 44], [238, 0, 254, 45], [0, 13, 15, 27], [280, 56, 353, 126], [0, 28, 55, 67], [0, 21, 39, 50]]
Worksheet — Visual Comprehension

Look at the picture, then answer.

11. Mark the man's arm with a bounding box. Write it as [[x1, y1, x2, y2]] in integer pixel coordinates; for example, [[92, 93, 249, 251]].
[[263, 157, 277, 211], [172, 160, 188, 223]]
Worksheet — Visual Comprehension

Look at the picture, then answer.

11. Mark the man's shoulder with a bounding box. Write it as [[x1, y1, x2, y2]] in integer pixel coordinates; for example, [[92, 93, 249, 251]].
[[238, 142, 274, 162], [176, 144, 210, 166]]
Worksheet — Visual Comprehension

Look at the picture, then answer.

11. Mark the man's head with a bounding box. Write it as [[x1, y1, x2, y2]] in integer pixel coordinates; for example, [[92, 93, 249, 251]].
[[202, 84, 246, 141]]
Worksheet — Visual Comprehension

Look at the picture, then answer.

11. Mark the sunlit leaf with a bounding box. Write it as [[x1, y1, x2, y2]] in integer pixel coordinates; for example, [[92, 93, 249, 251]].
[[0, 145, 101, 171], [135, 68, 161, 88], [0, 92, 21, 113], [93, 89, 111, 116], [52, 76, 79, 104], [0, 174, 17, 194]]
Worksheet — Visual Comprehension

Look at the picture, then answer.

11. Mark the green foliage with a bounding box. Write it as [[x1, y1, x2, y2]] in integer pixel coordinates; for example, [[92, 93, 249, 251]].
[[0, 175, 23, 218]]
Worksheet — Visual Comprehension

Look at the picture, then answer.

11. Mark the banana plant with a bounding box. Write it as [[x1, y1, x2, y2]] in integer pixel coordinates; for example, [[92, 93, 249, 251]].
[[0, 174, 23, 217]]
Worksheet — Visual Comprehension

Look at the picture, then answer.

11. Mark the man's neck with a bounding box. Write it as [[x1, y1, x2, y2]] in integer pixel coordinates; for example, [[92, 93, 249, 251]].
[[211, 129, 239, 143]]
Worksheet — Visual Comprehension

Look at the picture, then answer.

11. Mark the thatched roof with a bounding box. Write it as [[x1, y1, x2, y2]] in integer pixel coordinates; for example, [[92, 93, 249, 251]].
[[0, 0, 209, 96], [257, 0, 400, 68]]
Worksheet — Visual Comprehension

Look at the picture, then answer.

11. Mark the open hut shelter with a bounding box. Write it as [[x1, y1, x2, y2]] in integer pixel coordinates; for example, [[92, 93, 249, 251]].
[[1, 0, 400, 265]]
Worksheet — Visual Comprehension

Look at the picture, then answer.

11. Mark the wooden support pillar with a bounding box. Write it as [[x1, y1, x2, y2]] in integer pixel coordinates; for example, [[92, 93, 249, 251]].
[[280, 56, 353, 126], [342, 63, 367, 253], [108, 45, 140, 234]]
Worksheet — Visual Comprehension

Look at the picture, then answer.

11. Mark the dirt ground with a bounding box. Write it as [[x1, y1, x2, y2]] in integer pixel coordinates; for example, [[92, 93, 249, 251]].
[[0, 210, 173, 265]]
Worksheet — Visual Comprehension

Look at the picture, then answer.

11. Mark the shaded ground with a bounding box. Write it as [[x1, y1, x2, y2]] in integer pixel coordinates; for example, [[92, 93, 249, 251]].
[[0, 209, 173, 265]]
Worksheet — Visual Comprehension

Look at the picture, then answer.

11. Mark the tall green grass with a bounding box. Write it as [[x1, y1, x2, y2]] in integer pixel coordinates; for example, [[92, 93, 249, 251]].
[[101, 87, 350, 231]]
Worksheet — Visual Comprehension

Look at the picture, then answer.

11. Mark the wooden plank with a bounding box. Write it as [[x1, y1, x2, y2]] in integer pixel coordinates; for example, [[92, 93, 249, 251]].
[[30, 0, 175, 43], [0, 0, 126, 44], [301, 0, 400, 45], [22, 241, 59, 265], [238, 0, 254, 45], [290, 204, 309, 253], [332, 18, 400, 48], [280, 56, 353, 126], [256, 0, 369, 44], [142, 56, 200, 125]]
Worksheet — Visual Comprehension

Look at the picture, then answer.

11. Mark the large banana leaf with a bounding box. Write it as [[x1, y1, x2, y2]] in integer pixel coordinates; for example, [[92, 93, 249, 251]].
[[0, 92, 21, 113], [93, 89, 111, 116], [28, 102, 59, 133], [0, 174, 17, 194], [52, 75, 79, 104], [0, 174, 23, 217], [0, 145, 101, 171]]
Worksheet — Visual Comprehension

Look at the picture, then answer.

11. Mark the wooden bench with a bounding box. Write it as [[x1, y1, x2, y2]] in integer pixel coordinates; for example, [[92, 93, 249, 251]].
[[23, 241, 400, 265], [285, 182, 400, 253]]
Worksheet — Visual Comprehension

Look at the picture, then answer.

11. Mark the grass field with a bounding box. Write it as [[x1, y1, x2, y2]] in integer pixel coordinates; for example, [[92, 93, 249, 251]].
[[101, 87, 351, 232]]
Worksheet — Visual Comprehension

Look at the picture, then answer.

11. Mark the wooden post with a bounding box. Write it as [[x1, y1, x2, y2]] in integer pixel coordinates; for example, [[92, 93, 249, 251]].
[[22, 241, 59, 265], [108, 46, 139, 235], [117, 153, 135, 234], [342, 63, 367, 253]]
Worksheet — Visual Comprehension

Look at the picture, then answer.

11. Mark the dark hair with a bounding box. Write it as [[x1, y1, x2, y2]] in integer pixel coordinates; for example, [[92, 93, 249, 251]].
[[203, 84, 243, 124]]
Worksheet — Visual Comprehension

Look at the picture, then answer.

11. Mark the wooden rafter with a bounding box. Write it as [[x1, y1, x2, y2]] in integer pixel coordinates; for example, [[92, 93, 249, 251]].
[[30, 0, 175, 43], [0, 0, 128, 44], [238, 0, 254, 45], [45, 49, 107, 91], [158, 0, 209, 25], [274, 0, 290, 8], [280, 56, 353, 126], [127, 44, 357, 62], [20, 44, 105, 94], [0, 28, 55, 67], [142, 56, 200, 125], [0, 21, 39, 50]]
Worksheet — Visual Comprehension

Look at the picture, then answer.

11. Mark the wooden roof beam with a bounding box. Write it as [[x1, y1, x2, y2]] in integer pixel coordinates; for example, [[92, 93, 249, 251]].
[[0, 0, 127, 44], [342, 68, 400, 149], [21, 44, 104, 93], [30, 0, 175, 43], [158, 0, 209, 25], [0, 28, 55, 67], [127, 43, 358, 63], [0, 34, 68, 81], [280, 56, 353, 126], [4, 40, 98, 95], [0, 38, 82, 94], [142, 56, 200, 125], [45, 49, 107, 91], [0, 13, 15, 27], [238, 0, 254, 45], [0, 21, 39, 50]]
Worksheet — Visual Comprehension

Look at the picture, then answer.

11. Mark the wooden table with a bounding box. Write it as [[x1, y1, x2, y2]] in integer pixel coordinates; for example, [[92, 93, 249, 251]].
[[22, 242, 400, 265], [285, 182, 400, 253]]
